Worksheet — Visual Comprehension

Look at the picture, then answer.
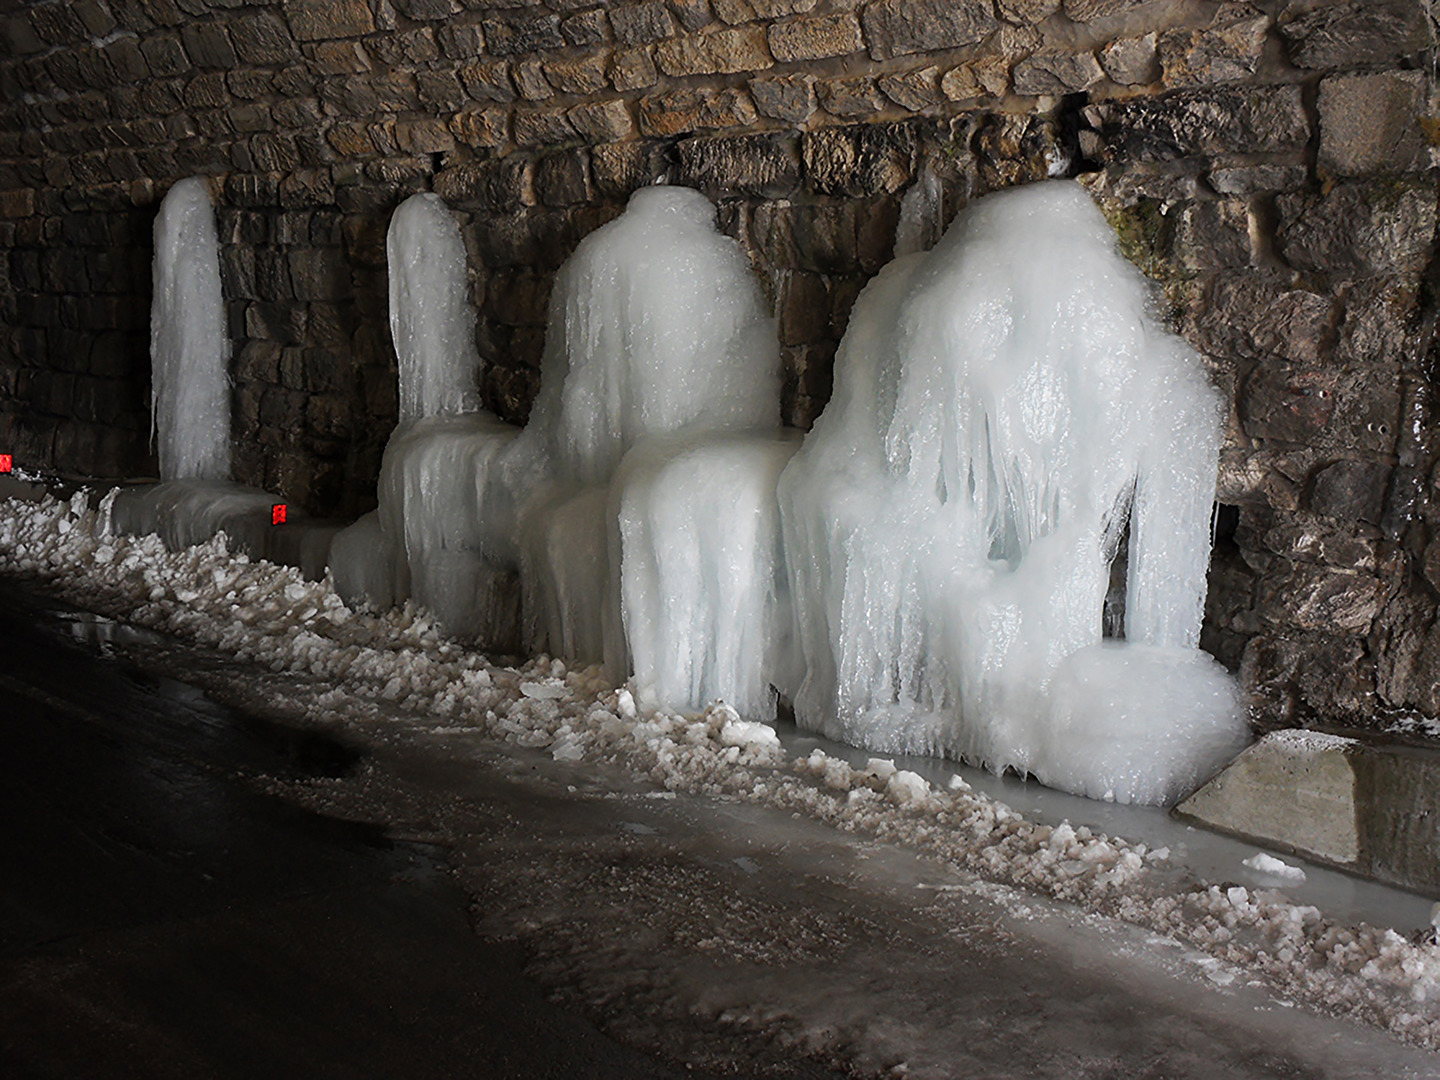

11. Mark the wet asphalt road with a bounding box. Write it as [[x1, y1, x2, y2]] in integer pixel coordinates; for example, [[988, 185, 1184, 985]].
[[0, 580, 786, 1080]]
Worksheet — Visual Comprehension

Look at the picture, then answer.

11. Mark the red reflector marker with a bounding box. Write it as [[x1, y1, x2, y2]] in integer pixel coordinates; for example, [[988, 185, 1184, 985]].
[[0, 454, 11, 473], [271, 503, 287, 526]]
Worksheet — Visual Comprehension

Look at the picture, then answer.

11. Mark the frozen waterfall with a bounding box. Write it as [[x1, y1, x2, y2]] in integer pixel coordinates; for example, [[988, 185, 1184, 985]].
[[150, 177, 230, 481], [328, 192, 519, 645], [777, 180, 1247, 805]]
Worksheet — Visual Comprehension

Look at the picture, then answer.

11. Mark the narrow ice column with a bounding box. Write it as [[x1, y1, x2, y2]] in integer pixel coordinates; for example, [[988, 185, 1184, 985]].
[[389, 192, 481, 422], [150, 177, 230, 481]]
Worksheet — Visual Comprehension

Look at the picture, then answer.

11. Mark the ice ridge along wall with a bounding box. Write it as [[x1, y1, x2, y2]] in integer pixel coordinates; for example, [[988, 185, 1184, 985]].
[[779, 180, 1248, 806], [150, 177, 230, 482]]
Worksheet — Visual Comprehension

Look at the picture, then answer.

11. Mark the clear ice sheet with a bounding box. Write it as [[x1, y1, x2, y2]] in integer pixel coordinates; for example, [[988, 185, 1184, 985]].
[[150, 177, 230, 481], [778, 180, 1248, 805]]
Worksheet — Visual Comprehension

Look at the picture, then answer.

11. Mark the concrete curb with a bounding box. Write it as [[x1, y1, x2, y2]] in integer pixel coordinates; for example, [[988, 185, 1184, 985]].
[[1176, 729, 1440, 897]]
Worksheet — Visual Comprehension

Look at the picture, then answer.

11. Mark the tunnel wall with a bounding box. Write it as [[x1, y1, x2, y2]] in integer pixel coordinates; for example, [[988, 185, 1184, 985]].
[[0, 0, 1438, 735]]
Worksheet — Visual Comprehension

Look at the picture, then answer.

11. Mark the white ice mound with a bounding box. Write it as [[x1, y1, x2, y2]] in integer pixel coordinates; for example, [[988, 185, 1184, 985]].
[[778, 179, 1249, 805], [389, 192, 482, 422], [514, 184, 780, 488], [151, 177, 230, 481], [511, 186, 787, 716]]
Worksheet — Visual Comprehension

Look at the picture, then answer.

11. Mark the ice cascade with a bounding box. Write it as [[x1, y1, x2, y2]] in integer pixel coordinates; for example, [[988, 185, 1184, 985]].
[[150, 177, 230, 481], [327, 192, 520, 644], [778, 180, 1248, 805], [509, 185, 795, 718]]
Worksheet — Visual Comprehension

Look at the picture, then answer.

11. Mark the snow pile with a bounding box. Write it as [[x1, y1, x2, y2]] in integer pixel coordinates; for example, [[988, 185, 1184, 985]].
[[778, 180, 1248, 805], [1244, 852, 1308, 884], [150, 176, 230, 481], [3, 487, 1439, 1048]]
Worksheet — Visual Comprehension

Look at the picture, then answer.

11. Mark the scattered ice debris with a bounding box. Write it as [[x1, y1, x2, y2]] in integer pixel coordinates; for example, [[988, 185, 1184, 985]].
[[1244, 852, 1308, 884], [3, 488, 1440, 1048]]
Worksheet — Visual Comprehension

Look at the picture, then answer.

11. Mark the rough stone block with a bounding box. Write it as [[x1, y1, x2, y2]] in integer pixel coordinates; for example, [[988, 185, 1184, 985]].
[[940, 57, 1009, 100], [513, 103, 577, 145], [803, 123, 915, 197], [1100, 33, 1157, 86], [877, 67, 942, 111], [1308, 459, 1392, 525], [545, 54, 609, 95], [180, 22, 237, 69], [1277, 181, 1438, 275], [768, 13, 862, 62], [1317, 71, 1429, 178], [434, 158, 534, 213], [749, 73, 816, 124], [536, 148, 591, 207], [1207, 163, 1308, 196], [677, 131, 801, 197], [816, 77, 884, 119], [1012, 51, 1104, 96], [568, 99, 636, 141], [611, 2, 675, 45], [484, 11, 564, 55], [437, 23, 486, 59], [561, 10, 610, 47], [1258, 560, 1386, 634], [367, 30, 439, 67], [656, 25, 771, 75], [139, 35, 190, 76], [1279, 0, 1430, 70], [396, 0, 460, 19], [310, 41, 371, 75], [282, 0, 374, 42], [861, 0, 996, 61], [460, 60, 516, 102], [395, 117, 456, 154], [1064, 0, 1147, 18], [591, 141, 670, 199], [513, 59, 554, 101], [1158, 7, 1269, 88], [610, 47, 658, 91], [1099, 86, 1309, 162], [451, 107, 509, 148], [638, 87, 756, 137]]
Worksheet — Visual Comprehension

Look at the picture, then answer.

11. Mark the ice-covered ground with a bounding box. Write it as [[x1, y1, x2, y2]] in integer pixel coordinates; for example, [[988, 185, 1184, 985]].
[[3, 483, 1440, 1071]]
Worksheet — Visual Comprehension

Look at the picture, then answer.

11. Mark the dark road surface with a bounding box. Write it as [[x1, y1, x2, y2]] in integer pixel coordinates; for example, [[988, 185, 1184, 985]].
[[0, 580, 794, 1080]]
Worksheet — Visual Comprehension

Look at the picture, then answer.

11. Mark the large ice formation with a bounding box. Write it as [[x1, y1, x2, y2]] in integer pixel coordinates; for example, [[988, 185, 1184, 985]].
[[506, 185, 793, 717], [778, 180, 1247, 805], [329, 184, 792, 710], [150, 177, 230, 481], [118, 178, 341, 577], [328, 192, 519, 645]]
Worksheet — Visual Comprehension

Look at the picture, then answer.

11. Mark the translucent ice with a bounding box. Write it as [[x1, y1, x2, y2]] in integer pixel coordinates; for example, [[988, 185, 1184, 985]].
[[389, 192, 481, 422], [328, 193, 519, 645], [778, 180, 1248, 805], [509, 186, 787, 715], [150, 177, 230, 481]]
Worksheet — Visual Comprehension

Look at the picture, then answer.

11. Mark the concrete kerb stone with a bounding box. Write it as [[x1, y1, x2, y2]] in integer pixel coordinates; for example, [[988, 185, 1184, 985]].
[[1176, 728, 1440, 896]]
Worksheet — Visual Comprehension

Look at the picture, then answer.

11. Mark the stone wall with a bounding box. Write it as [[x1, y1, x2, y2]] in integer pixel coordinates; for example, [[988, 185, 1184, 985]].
[[0, 0, 1437, 736]]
